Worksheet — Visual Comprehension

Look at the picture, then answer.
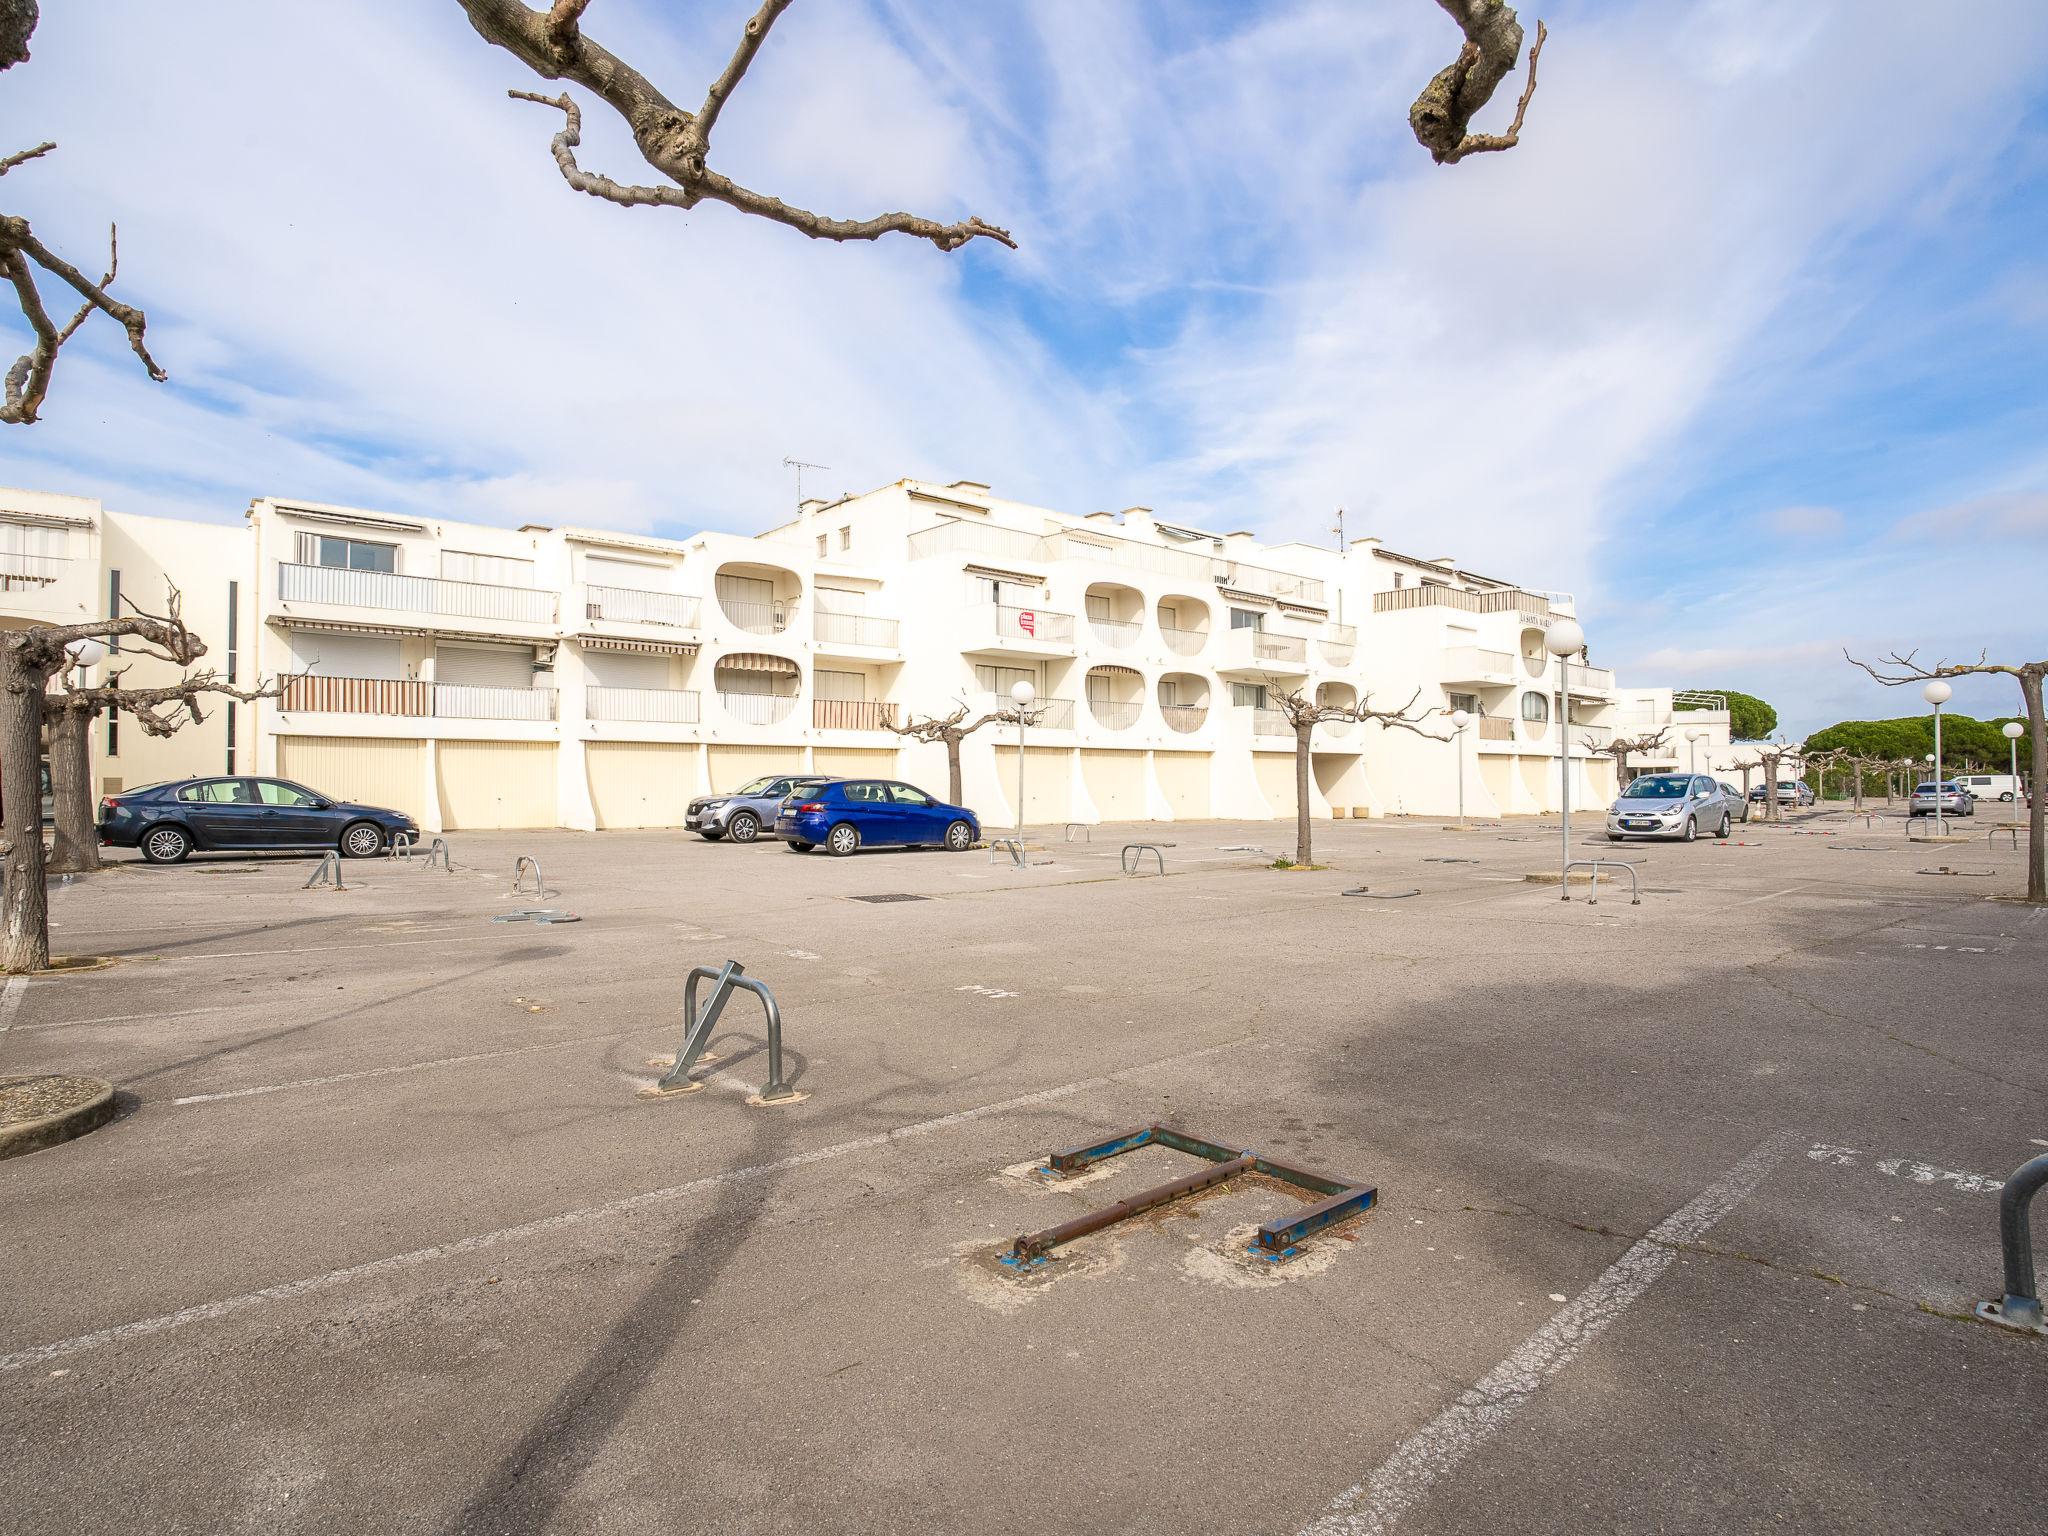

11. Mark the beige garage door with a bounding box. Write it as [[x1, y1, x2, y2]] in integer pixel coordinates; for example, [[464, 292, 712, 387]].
[[587, 742, 698, 829], [1255, 753, 1299, 815], [437, 741, 557, 828], [1517, 757, 1552, 812], [1079, 750, 1145, 821], [278, 736, 426, 822], [1479, 754, 1513, 813], [813, 747, 898, 779], [707, 745, 802, 794], [991, 745, 1071, 823], [1152, 751, 1209, 820]]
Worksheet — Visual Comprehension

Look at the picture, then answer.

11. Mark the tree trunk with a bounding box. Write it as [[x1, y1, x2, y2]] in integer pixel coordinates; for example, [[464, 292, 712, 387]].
[[1765, 773, 1780, 823], [2024, 670, 2045, 904], [944, 733, 964, 808], [45, 703, 99, 874], [1, 649, 52, 973], [1294, 724, 1312, 866]]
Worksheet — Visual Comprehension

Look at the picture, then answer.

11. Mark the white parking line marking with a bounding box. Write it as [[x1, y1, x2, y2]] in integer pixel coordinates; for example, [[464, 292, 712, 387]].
[[1728, 885, 1807, 908], [1805, 1143, 2006, 1194], [956, 984, 1019, 1000], [0, 975, 28, 1035], [1300, 1129, 1800, 1536], [162, 936, 493, 962], [11, 1005, 233, 1034], [170, 1028, 654, 1105], [0, 1034, 1248, 1373]]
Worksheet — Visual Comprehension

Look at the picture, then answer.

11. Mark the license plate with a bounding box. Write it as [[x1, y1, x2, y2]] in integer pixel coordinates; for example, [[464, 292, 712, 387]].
[[1624, 820, 1654, 830]]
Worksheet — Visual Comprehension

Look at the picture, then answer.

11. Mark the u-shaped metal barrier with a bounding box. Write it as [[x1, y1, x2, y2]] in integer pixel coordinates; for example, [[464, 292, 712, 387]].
[[1121, 843, 1165, 876], [1562, 858, 1640, 905], [652, 960, 801, 1105], [512, 855, 547, 897], [1977, 1153, 2048, 1335], [303, 851, 346, 889]]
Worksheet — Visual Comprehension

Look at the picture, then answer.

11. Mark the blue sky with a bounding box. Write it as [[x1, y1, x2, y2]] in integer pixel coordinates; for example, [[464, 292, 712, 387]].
[[3, 0, 2045, 734]]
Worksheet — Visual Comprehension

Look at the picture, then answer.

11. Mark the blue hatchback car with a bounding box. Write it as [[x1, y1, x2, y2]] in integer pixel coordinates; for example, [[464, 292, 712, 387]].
[[99, 776, 419, 863], [774, 779, 980, 856]]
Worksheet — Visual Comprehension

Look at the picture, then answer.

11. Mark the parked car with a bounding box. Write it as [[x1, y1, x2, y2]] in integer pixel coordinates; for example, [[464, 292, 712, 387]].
[[687, 775, 833, 843], [1607, 773, 1737, 842], [1960, 773, 2025, 803], [1748, 780, 1816, 807], [98, 776, 419, 863], [775, 779, 980, 856], [1909, 781, 1977, 818], [1717, 781, 1750, 822]]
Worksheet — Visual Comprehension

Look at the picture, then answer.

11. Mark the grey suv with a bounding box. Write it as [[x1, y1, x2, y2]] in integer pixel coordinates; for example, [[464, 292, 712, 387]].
[[1607, 773, 1737, 842], [687, 775, 833, 843]]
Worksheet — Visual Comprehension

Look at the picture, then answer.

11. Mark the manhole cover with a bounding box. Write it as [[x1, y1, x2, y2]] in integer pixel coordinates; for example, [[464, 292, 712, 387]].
[[850, 893, 929, 904]]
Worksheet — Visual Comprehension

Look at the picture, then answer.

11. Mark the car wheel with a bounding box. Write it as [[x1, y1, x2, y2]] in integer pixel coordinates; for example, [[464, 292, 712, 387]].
[[141, 824, 193, 864], [728, 811, 761, 844], [1682, 816, 1697, 843], [1716, 813, 1731, 839], [825, 822, 861, 857], [340, 820, 385, 858], [943, 819, 974, 852], [2001, 791, 2016, 802], [785, 840, 814, 854]]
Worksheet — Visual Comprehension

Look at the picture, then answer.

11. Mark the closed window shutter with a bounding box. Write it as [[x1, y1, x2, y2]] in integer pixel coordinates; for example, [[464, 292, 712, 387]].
[[435, 643, 534, 688]]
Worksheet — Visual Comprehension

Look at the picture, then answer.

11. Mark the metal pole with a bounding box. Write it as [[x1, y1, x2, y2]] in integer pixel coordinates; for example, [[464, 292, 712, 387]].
[[2013, 734, 2022, 822], [1456, 724, 1467, 829], [1934, 705, 1945, 835], [1559, 653, 1570, 900], [1015, 711, 1026, 835]]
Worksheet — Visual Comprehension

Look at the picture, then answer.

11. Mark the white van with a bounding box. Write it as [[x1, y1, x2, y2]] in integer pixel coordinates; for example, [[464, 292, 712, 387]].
[[1960, 774, 2024, 802]]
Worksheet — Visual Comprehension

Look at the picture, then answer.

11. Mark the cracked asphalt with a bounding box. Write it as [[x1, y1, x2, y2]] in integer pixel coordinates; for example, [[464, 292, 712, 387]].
[[0, 805, 2042, 1534]]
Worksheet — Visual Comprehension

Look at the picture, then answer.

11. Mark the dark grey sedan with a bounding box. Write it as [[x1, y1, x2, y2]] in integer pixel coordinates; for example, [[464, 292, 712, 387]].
[[1607, 773, 1736, 842]]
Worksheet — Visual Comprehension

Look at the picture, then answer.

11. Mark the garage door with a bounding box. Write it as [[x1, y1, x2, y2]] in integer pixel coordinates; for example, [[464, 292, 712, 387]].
[[1152, 751, 1209, 820], [707, 745, 802, 794], [587, 742, 698, 829], [278, 736, 425, 822], [1079, 750, 1145, 821], [1517, 757, 1551, 813], [437, 741, 557, 828], [812, 747, 897, 779], [991, 746, 1070, 823], [1255, 753, 1298, 816], [1479, 754, 1513, 813]]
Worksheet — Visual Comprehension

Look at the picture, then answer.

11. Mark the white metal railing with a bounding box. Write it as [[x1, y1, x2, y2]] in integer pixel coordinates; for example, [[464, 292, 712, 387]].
[[1252, 708, 1292, 737], [1442, 645, 1518, 679], [906, 520, 1051, 565], [1088, 616, 1140, 647], [586, 585, 700, 629], [1317, 716, 1356, 737], [1571, 665, 1617, 692], [278, 562, 557, 624], [1252, 632, 1309, 665], [973, 692, 1075, 730], [1160, 624, 1207, 655], [813, 698, 897, 731], [717, 691, 796, 725], [979, 602, 1075, 645], [587, 685, 701, 724], [1325, 622, 1358, 646], [1159, 704, 1208, 733], [1320, 639, 1356, 666], [815, 610, 901, 648], [1046, 528, 1217, 583], [1219, 561, 1326, 607], [1673, 690, 1729, 711], [1372, 586, 1550, 619], [0, 551, 67, 584], [718, 596, 789, 635], [434, 683, 557, 721], [280, 675, 557, 720], [1087, 698, 1143, 730]]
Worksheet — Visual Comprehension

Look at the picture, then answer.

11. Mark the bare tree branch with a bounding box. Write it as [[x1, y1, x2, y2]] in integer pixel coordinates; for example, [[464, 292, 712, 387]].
[[0, 141, 54, 177], [0, 0, 34, 73], [1412, 2, 1547, 165], [697, 0, 792, 150]]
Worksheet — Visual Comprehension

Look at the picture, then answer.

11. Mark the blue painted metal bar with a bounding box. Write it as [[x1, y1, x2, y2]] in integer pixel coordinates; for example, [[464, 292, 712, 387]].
[[1254, 1183, 1378, 1257], [1048, 1123, 1157, 1173]]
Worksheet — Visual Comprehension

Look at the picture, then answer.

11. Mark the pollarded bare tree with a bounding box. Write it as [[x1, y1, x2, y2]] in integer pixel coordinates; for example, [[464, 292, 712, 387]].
[[1581, 726, 1667, 784], [2, 588, 291, 970], [1268, 682, 1442, 867], [1846, 648, 2047, 904], [881, 700, 1008, 809], [1753, 739, 1796, 824], [0, 0, 164, 424], [456, 0, 1546, 248]]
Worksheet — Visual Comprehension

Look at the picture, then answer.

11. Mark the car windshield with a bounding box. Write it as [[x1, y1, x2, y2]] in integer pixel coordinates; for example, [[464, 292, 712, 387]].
[[1622, 776, 1688, 800], [731, 777, 780, 796]]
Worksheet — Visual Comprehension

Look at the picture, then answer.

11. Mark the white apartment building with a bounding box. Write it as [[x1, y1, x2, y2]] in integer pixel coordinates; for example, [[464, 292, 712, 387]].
[[4, 479, 1657, 829]]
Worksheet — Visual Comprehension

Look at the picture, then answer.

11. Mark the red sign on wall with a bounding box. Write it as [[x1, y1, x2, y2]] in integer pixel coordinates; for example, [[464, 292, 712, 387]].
[[1017, 610, 1037, 636]]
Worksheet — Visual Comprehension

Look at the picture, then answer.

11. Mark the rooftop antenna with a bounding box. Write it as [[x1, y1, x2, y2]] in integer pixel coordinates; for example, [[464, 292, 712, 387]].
[[782, 456, 830, 509], [1331, 506, 1345, 551]]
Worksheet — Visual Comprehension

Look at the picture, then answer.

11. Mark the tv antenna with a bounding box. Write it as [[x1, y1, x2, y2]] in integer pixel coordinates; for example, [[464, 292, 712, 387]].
[[1331, 506, 1345, 551], [782, 456, 830, 507]]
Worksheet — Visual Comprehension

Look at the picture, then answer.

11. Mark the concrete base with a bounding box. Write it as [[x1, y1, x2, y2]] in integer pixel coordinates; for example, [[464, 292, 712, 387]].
[[0, 1074, 116, 1160]]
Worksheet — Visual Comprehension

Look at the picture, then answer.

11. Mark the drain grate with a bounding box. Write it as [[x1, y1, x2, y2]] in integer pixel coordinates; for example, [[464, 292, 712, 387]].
[[849, 893, 929, 904]]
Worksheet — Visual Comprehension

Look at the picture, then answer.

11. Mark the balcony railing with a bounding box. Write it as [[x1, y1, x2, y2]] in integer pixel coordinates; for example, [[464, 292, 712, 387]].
[[1443, 645, 1518, 680], [0, 551, 67, 585], [1046, 528, 1217, 583], [1218, 561, 1326, 607], [587, 685, 701, 724], [1320, 624, 1357, 667], [1160, 625, 1207, 655], [279, 674, 556, 720], [1570, 665, 1617, 692], [586, 585, 700, 629], [1479, 716, 1515, 741], [815, 611, 901, 648], [1252, 708, 1292, 737], [813, 698, 897, 731], [1159, 704, 1208, 734], [278, 562, 557, 624], [718, 596, 789, 635], [1372, 585, 1553, 619], [906, 520, 1051, 565], [1086, 698, 1143, 730], [1571, 722, 1615, 747], [1250, 632, 1309, 665], [1316, 716, 1356, 737], [1087, 616, 1140, 648], [718, 691, 796, 725], [975, 602, 1075, 646], [974, 692, 1075, 730]]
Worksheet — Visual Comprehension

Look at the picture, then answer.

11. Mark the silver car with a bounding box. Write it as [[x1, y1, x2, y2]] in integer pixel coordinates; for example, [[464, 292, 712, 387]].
[[686, 775, 832, 843], [1607, 773, 1737, 842], [1909, 781, 1975, 818]]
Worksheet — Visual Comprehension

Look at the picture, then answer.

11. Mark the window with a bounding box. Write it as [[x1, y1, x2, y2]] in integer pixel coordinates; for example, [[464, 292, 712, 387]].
[[1393, 572, 1404, 590], [254, 780, 319, 806], [1229, 607, 1263, 631], [1521, 692, 1550, 723], [1232, 682, 1268, 709], [441, 550, 534, 587], [178, 780, 251, 804], [225, 704, 237, 775], [839, 526, 851, 551], [225, 580, 239, 682], [816, 534, 828, 557], [299, 533, 397, 573], [844, 782, 887, 804], [1448, 691, 1479, 715], [887, 784, 933, 806], [814, 669, 866, 701], [108, 569, 121, 652], [975, 663, 1038, 697]]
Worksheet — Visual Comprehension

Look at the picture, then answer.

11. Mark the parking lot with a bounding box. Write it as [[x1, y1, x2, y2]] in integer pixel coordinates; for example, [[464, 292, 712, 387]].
[[2, 805, 2043, 1534]]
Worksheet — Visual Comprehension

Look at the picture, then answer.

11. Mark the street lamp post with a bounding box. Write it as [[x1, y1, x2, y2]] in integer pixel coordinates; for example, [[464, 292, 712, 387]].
[[1924, 680, 1952, 834], [2005, 720, 2025, 824], [1449, 709, 1471, 828], [1544, 619, 1586, 899], [1010, 679, 1035, 835], [1685, 727, 1705, 776]]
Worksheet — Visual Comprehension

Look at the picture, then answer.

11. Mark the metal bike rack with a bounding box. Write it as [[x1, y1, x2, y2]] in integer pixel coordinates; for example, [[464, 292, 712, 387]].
[[1563, 858, 1640, 906], [512, 855, 548, 897], [1002, 1124, 1377, 1268], [1064, 822, 1092, 843], [389, 832, 413, 860], [1121, 843, 1165, 876], [1988, 824, 2021, 850], [652, 959, 800, 1104], [303, 851, 347, 890], [988, 837, 1026, 868], [1976, 1153, 2048, 1336], [423, 837, 452, 870]]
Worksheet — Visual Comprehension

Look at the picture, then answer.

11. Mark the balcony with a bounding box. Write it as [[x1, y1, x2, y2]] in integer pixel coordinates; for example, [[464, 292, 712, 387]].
[[972, 692, 1075, 731], [585, 585, 700, 629], [962, 601, 1075, 655], [718, 691, 796, 726], [1048, 528, 1217, 583], [278, 562, 557, 626], [587, 685, 701, 724], [1159, 704, 1207, 734], [0, 551, 68, 588], [1442, 646, 1519, 685], [813, 698, 898, 731], [718, 597, 789, 636], [1216, 627, 1310, 677], [1320, 624, 1357, 667], [1571, 722, 1615, 748], [1160, 624, 1207, 656], [906, 519, 1050, 566], [1217, 561, 1327, 607], [814, 611, 901, 650], [1372, 586, 1550, 620], [1087, 616, 1140, 649], [1252, 708, 1292, 738], [1086, 698, 1143, 730], [1569, 665, 1617, 693], [1479, 716, 1515, 741], [280, 675, 557, 721]]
